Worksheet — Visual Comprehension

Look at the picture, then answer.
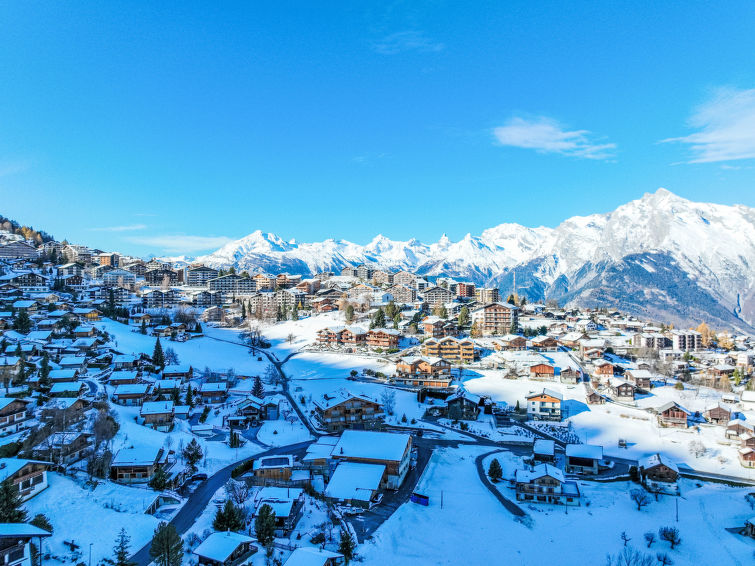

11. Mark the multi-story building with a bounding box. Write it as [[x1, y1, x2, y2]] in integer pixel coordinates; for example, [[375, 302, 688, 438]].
[[669, 330, 702, 352], [102, 269, 136, 287], [0, 242, 39, 259], [313, 389, 384, 432], [526, 389, 563, 421], [253, 273, 276, 291], [0, 522, 52, 566], [470, 302, 519, 335], [386, 284, 416, 304], [331, 430, 412, 489], [208, 274, 256, 297], [422, 336, 476, 363], [394, 356, 452, 389], [186, 266, 220, 287], [141, 288, 180, 308], [632, 332, 671, 349], [356, 265, 374, 281], [514, 464, 580, 506], [422, 286, 455, 307], [456, 282, 476, 298], [366, 329, 401, 349], [475, 287, 500, 304]]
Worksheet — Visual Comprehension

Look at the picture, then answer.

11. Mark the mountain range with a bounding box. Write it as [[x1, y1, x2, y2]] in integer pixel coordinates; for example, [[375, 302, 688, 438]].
[[195, 189, 755, 332]]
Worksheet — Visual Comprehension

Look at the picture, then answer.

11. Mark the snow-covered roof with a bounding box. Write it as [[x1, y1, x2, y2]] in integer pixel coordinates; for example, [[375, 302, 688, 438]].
[[333, 430, 410, 462], [140, 401, 174, 415], [314, 388, 379, 411], [283, 547, 343, 566], [325, 462, 385, 501], [0, 523, 52, 538], [193, 531, 255, 563], [515, 463, 564, 483], [112, 445, 163, 467], [639, 453, 678, 473], [0, 459, 49, 481], [533, 439, 555, 455], [50, 382, 83, 394], [114, 383, 151, 395], [565, 444, 603, 460]]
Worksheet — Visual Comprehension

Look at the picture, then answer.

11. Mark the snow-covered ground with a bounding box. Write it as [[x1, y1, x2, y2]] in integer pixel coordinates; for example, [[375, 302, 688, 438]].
[[463, 368, 755, 477], [256, 419, 312, 447], [359, 445, 755, 566]]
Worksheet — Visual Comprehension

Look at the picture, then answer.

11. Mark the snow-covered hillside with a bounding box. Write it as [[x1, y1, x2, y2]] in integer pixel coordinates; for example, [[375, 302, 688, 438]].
[[195, 189, 755, 330]]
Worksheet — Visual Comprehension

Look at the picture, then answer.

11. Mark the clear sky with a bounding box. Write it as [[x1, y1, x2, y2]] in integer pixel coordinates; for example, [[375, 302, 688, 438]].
[[0, 1, 754, 256]]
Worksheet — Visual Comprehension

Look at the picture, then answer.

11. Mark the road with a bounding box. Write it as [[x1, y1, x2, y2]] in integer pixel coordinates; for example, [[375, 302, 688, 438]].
[[130, 440, 313, 566], [474, 449, 527, 517]]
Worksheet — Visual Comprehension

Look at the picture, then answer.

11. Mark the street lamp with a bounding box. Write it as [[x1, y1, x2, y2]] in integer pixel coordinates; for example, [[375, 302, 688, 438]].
[[89, 543, 93, 566]]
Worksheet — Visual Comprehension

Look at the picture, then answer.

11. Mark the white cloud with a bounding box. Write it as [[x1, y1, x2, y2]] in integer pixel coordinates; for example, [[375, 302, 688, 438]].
[[493, 116, 616, 160], [127, 234, 232, 253], [372, 30, 444, 55], [91, 224, 147, 232], [661, 87, 755, 163]]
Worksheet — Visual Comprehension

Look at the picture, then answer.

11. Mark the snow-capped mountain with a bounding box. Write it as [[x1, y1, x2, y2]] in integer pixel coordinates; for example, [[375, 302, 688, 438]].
[[198, 189, 755, 330]]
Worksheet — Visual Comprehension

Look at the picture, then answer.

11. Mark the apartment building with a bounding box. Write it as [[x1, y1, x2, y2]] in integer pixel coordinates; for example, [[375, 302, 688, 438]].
[[470, 302, 519, 335]]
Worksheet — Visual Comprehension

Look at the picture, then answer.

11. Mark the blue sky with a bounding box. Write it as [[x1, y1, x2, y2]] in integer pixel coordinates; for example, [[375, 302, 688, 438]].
[[0, 1, 754, 256]]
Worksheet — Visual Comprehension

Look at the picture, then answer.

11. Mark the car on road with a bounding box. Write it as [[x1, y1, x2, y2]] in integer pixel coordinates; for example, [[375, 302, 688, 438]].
[[191, 472, 208, 481]]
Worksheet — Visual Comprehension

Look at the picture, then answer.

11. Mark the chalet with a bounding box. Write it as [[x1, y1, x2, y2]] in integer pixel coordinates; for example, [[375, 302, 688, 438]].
[[313, 389, 383, 433], [532, 439, 556, 463], [585, 389, 606, 405], [39, 397, 87, 423], [112, 383, 151, 406], [332, 430, 412, 489], [526, 389, 562, 421], [530, 335, 558, 351], [316, 326, 344, 345], [140, 401, 175, 431], [593, 359, 615, 377], [740, 447, 755, 468], [514, 464, 580, 506], [49, 382, 86, 398], [110, 446, 171, 483], [252, 487, 304, 537], [193, 532, 257, 566], [565, 444, 603, 474], [341, 326, 368, 345], [48, 369, 79, 383], [199, 382, 229, 404], [162, 364, 193, 381], [112, 355, 138, 370], [72, 308, 100, 321], [421, 316, 457, 338], [609, 379, 636, 402], [559, 366, 581, 384], [129, 312, 152, 326], [494, 334, 527, 351], [529, 363, 555, 380], [703, 404, 732, 425], [283, 548, 344, 566], [324, 461, 385, 508], [422, 336, 476, 363], [395, 356, 452, 390], [0, 459, 49, 501], [0, 398, 31, 435], [639, 453, 679, 493], [445, 389, 481, 421], [366, 328, 401, 349], [58, 356, 86, 371], [31, 431, 92, 466], [624, 369, 654, 391], [0, 523, 52, 566], [229, 396, 280, 426], [726, 420, 754, 440], [656, 402, 689, 428], [109, 371, 140, 386], [153, 379, 180, 397], [252, 455, 294, 482]]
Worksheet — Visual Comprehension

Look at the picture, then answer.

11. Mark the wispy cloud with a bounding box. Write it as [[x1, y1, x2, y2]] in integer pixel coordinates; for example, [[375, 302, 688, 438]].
[[372, 30, 444, 55], [127, 235, 232, 253], [661, 87, 755, 163], [90, 224, 147, 232], [0, 159, 31, 177], [493, 116, 616, 160]]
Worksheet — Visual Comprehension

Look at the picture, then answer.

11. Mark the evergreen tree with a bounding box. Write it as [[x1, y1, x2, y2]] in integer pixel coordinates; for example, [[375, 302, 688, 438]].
[[291, 304, 298, 321], [152, 337, 165, 368], [185, 387, 194, 408], [252, 376, 264, 399], [509, 320, 518, 334], [370, 308, 386, 329], [182, 438, 203, 472], [140, 320, 147, 335], [458, 306, 470, 327], [254, 503, 276, 547], [13, 310, 31, 334], [213, 500, 245, 532], [345, 304, 355, 324], [148, 466, 170, 491], [112, 528, 136, 566], [488, 458, 503, 482], [30, 514, 52, 533], [149, 522, 183, 566], [384, 301, 398, 321], [0, 479, 27, 522], [338, 530, 356, 563]]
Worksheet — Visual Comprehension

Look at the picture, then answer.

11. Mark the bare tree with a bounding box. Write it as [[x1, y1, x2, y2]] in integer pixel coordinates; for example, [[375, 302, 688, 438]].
[[225, 480, 250, 506], [630, 489, 651, 511], [380, 389, 396, 416], [621, 532, 631, 547], [655, 553, 673, 566], [287, 333, 296, 345], [643, 531, 655, 548], [605, 547, 654, 566], [658, 527, 681, 549], [688, 440, 706, 458]]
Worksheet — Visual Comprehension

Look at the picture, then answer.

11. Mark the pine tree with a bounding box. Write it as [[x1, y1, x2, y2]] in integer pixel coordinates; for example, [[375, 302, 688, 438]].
[[345, 304, 355, 324], [185, 387, 194, 408], [213, 500, 245, 532], [291, 304, 298, 321], [152, 337, 165, 368], [148, 466, 170, 491], [0, 479, 27, 522], [370, 308, 386, 329], [112, 528, 136, 566], [254, 503, 276, 547], [488, 459, 503, 482], [149, 522, 183, 566], [29, 514, 52, 533], [13, 310, 31, 334], [458, 306, 470, 327], [182, 438, 203, 472], [338, 530, 356, 563], [252, 376, 264, 399], [140, 320, 147, 335]]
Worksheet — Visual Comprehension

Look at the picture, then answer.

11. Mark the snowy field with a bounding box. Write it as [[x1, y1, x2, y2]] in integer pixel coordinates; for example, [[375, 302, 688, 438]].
[[359, 445, 755, 566], [463, 369, 755, 477]]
